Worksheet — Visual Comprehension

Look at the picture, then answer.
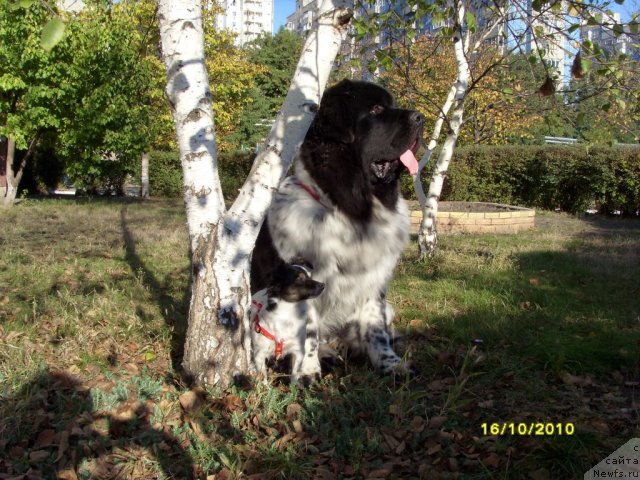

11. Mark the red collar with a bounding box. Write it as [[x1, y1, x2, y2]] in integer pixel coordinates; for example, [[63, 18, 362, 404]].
[[252, 299, 284, 359], [292, 177, 331, 209]]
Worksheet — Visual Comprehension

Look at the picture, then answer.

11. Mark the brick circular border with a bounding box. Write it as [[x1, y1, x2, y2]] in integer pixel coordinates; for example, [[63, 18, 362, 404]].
[[409, 202, 535, 234]]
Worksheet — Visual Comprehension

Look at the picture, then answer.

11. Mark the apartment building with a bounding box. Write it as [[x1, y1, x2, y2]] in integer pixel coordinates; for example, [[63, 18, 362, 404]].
[[284, 0, 319, 35], [524, 0, 568, 81], [215, 0, 274, 45], [581, 11, 638, 58]]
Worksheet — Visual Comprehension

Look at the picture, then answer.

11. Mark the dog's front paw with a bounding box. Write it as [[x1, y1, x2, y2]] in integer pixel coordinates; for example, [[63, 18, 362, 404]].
[[298, 371, 321, 387], [382, 359, 417, 380]]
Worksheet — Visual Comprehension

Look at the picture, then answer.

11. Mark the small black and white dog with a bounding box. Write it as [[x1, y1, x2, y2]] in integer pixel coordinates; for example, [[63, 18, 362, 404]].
[[250, 262, 325, 384], [252, 80, 424, 377]]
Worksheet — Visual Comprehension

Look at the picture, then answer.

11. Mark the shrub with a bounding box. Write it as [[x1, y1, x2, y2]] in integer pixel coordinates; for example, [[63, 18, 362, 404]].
[[149, 150, 255, 201], [149, 151, 182, 198], [410, 145, 640, 216]]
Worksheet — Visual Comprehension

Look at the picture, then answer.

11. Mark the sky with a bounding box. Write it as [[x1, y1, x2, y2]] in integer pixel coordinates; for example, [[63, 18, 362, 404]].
[[273, 0, 296, 32], [270, 0, 637, 34]]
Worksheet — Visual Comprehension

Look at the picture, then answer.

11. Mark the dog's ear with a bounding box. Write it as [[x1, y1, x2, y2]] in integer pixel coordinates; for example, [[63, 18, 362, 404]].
[[309, 79, 356, 144]]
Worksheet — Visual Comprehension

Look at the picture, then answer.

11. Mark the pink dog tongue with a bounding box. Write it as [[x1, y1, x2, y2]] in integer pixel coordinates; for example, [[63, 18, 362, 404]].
[[400, 149, 419, 175]]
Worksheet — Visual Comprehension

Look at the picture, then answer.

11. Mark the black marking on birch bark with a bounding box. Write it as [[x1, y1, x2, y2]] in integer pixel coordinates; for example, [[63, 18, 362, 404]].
[[193, 186, 212, 198], [301, 102, 319, 113], [258, 182, 278, 193], [184, 151, 207, 162], [220, 308, 239, 331], [182, 21, 195, 30], [337, 9, 354, 26], [265, 144, 282, 156], [184, 109, 204, 124]]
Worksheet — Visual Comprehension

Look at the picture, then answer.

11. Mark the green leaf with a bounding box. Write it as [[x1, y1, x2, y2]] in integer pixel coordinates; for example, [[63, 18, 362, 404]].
[[41, 17, 66, 51], [612, 23, 624, 37], [465, 11, 477, 32], [502, 87, 513, 95], [144, 352, 157, 361], [19, 0, 35, 6]]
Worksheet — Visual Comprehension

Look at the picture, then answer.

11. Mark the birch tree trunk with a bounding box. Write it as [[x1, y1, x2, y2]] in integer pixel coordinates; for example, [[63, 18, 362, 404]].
[[2, 137, 37, 208], [140, 152, 150, 199], [2, 138, 17, 208], [417, 1, 471, 258], [157, 0, 353, 386]]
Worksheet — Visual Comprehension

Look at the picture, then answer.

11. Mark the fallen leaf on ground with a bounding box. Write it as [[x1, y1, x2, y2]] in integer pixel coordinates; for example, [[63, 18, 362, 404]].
[[34, 429, 56, 448], [179, 388, 204, 412], [29, 450, 51, 462], [54, 431, 69, 462], [482, 452, 500, 468], [529, 468, 550, 480], [428, 415, 448, 429], [286, 403, 302, 419]]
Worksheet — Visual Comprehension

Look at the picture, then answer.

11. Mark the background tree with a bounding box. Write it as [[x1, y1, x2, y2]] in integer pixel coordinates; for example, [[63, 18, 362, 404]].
[[202, 3, 264, 152], [383, 38, 543, 146], [232, 29, 304, 150], [0, 0, 71, 206], [354, 0, 639, 257], [0, 0, 163, 202], [59, 1, 158, 195]]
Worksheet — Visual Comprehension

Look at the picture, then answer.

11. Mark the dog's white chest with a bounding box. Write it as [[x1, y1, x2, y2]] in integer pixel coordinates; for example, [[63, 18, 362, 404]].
[[268, 175, 409, 330]]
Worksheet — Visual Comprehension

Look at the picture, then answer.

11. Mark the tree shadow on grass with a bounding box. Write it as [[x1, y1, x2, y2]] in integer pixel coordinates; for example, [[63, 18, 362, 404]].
[[119, 205, 191, 382], [0, 370, 196, 479]]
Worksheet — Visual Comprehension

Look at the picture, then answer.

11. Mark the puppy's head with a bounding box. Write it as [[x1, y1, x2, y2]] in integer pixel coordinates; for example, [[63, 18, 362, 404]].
[[268, 261, 324, 303]]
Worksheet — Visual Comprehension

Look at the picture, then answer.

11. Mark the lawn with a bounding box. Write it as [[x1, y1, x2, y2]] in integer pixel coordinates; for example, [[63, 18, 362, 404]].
[[1, 198, 638, 479]]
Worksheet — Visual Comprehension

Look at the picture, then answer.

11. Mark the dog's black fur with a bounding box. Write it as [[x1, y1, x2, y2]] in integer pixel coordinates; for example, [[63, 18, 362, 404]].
[[251, 79, 424, 375]]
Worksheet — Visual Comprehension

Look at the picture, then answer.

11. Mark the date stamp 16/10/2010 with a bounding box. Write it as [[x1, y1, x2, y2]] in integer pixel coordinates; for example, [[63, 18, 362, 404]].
[[480, 422, 575, 436]]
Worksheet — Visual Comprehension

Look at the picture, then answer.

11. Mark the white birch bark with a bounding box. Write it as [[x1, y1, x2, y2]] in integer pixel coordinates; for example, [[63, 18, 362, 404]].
[[1, 138, 17, 208], [140, 152, 150, 199], [158, 0, 353, 386], [2, 137, 34, 208], [418, 0, 471, 258], [413, 84, 456, 258]]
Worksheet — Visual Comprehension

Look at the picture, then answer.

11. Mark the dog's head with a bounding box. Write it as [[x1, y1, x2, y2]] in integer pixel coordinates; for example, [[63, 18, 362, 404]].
[[302, 80, 424, 220], [268, 261, 325, 303]]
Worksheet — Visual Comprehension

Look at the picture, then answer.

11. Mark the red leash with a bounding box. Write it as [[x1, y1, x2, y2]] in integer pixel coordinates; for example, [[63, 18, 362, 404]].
[[252, 299, 284, 359]]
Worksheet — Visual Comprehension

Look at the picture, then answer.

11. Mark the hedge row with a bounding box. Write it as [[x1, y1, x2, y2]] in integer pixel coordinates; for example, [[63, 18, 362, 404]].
[[428, 145, 640, 215], [151, 145, 640, 216]]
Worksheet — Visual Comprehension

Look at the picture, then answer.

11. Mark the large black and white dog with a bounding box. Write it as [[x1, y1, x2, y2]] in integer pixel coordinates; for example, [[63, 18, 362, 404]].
[[251, 79, 424, 380]]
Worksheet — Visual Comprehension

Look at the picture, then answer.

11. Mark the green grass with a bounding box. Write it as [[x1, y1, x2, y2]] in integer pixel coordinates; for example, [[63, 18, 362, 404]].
[[1, 199, 639, 479]]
